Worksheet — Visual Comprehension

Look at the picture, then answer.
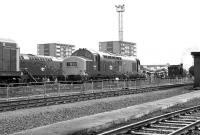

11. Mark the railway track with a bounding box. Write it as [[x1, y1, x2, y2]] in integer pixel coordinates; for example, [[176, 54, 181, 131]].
[[0, 83, 192, 113], [98, 105, 200, 135]]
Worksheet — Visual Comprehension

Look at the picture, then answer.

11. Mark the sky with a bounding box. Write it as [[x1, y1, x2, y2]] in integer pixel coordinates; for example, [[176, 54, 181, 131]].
[[0, 0, 200, 69]]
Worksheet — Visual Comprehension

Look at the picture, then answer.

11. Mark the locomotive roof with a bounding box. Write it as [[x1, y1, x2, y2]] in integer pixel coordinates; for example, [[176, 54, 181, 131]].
[[80, 48, 138, 61], [37, 55, 63, 62], [0, 38, 16, 43], [64, 56, 92, 61], [20, 54, 63, 62]]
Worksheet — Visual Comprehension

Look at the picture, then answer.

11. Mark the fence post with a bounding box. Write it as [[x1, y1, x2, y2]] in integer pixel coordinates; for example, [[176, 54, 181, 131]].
[[26, 83, 29, 99], [81, 82, 83, 93], [6, 84, 9, 101], [92, 81, 94, 91], [44, 82, 46, 97], [102, 80, 103, 90], [139, 79, 141, 89], [109, 80, 111, 90], [117, 80, 119, 89], [58, 82, 60, 96], [154, 78, 157, 87], [134, 79, 137, 89], [124, 79, 126, 89], [140, 79, 142, 88], [71, 82, 73, 92], [127, 79, 129, 89]]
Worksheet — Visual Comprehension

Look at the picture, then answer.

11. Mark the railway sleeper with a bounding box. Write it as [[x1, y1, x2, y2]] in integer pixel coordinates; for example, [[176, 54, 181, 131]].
[[99, 93, 105, 96], [62, 100, 71, 103], [138, 128, 172, 134], [46, 102, 55, 106], [19, 101, 29, 105], [68, 99, 77, 103], [26, 104, 37, 108], [179, 116, 200, 120], [55, 100, 64, 104], [150, 124, 180, 130], [2, 107, 12, 112], [88, 96, 95, 100], [45, 98, 55, 102], [89, 93, 95, 96], [130, 131, 164, 135], [95, 96, 103, 99], [36, 103, 46, 106], [0, 103, 10, 107], [60, 97, 71, 101], [10, 106, 22, 110], [28, 100, 39, 104], [37, 99, 45, 103], [164, 120, 193, 124], [5, 107, 16, 111], [143, 127, 176, 132], [9, 101, 21, 106], [172, 118, 197, 122], [84, 97, 91, 100], [93, 93, 100, 96], [52, 97, 60, 101], [75, 98, 85, 102]]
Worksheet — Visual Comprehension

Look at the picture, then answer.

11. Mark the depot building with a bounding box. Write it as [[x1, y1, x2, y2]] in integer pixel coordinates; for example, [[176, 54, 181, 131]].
[[191, 52, 200, 87]]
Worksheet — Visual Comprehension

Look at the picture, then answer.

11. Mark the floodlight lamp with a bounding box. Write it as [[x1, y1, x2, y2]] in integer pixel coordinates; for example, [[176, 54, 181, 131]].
[[115, 4, 125, 12]]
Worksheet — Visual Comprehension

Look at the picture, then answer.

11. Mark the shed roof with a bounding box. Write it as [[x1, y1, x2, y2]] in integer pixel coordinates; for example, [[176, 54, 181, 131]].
[[191, 52, 200, 56], [0, 38, 16, 43]]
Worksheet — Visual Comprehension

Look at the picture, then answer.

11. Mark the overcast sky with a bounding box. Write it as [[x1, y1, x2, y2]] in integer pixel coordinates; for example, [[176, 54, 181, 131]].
[[0, 0, 200, 69]]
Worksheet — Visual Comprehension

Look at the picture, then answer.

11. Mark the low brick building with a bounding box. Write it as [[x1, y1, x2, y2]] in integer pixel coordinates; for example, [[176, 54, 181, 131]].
[[191, 52, 200, 87]]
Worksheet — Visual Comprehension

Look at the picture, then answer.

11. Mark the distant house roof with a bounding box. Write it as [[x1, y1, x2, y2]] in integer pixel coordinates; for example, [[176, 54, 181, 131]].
[[191, 52, 200, 57], [82, 48, 137, 61], [20, 54, 63, 62], [99, 41, 136, 45], [38, 43, 75, 47], [0, 38, 16, 43]]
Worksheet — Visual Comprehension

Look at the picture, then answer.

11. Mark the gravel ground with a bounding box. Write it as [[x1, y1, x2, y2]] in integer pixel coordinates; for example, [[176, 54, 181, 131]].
[[0, 85, 195, 135]]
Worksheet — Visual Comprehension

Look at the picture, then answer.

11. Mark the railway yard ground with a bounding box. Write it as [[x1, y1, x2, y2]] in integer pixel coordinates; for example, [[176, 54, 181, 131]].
[[0, 85, 199, 135]]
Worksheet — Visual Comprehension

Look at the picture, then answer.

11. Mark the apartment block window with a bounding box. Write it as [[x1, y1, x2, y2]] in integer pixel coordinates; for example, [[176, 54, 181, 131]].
[[56, 45, 60, 48], [107, 42, 113, 53]]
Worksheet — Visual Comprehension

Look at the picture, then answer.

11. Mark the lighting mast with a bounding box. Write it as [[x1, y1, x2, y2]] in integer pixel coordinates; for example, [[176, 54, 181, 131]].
[[115, 4, 125, 41]]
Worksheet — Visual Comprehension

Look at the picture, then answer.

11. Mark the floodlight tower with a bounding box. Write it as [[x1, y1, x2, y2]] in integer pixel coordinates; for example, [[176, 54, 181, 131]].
[[115, 4, 125, 41]]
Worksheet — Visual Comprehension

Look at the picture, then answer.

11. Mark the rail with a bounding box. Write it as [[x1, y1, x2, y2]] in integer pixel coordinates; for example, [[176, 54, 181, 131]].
[[98, 105, 200, 135]]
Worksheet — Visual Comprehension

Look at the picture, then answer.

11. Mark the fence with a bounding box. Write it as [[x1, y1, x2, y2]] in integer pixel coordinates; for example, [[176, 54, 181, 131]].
[[0, 77, 193, 100]]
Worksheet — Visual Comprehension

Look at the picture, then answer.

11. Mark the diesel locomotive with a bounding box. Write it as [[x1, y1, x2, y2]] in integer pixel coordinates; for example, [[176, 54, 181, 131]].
[[63, 48, 141, 80]]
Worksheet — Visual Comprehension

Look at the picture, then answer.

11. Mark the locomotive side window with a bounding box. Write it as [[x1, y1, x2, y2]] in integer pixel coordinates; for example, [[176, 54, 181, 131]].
[[66, 62, 77, 67]]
